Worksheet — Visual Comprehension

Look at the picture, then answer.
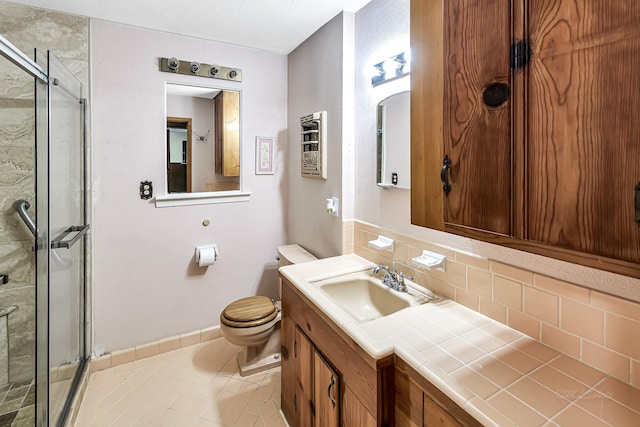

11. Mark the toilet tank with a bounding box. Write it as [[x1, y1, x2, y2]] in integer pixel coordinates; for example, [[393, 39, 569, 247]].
[[277, 244, 317, 267], [277, 245, 316, 300]]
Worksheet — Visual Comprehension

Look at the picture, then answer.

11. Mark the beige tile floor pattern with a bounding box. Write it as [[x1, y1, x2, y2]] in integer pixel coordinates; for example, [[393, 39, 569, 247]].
[[74, 338, 287, 426]]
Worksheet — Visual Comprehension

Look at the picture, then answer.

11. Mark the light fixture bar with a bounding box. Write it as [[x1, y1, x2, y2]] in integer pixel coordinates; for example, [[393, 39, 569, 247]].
[[159, 57, 242, 82], [371, 51, 410, 87]]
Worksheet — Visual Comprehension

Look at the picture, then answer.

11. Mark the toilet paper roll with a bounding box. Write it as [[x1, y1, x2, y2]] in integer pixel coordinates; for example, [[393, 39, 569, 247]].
[[195, 245, 217, 267]]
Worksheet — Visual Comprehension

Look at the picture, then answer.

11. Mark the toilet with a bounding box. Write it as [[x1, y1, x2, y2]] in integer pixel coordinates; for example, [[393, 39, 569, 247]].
[[220, 244, 316, 376]]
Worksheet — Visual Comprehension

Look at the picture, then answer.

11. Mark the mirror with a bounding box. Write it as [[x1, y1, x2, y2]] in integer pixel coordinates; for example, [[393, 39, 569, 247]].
[[377, 90, 410, 189], [165, 83, 240, 193]]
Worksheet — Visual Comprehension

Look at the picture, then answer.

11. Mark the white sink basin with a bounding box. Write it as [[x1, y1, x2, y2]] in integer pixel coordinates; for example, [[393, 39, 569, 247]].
[[311, 271, 431, 323]]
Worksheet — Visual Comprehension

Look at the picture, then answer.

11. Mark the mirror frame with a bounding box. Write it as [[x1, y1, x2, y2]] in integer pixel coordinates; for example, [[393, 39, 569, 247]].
[[155, 81, 251, 207], [376, 90, 410, 189]]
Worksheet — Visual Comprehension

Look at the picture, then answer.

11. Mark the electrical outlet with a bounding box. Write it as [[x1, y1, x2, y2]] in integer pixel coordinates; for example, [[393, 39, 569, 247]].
[[140, 181, 153, 200]]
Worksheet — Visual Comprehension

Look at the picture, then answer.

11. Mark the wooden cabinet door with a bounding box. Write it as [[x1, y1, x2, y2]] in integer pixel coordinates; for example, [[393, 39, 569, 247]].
[[526, 1, 640, 264], [281, 314, 296, 424], [313, 351, 340, 427], [442, 0, 514, 236], [414, 0, 640, 277], [214, 90, 240, 177], [280, 319, 313, 427], [296, 327, 314, 427]]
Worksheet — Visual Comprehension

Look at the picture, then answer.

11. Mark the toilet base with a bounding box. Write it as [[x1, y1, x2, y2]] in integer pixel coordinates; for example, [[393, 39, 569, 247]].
[[236, 325, 281, 377]]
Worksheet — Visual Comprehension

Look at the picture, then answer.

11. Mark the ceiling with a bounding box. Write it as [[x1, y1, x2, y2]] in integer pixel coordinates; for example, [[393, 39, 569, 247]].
[[6, 0, 373, 54]]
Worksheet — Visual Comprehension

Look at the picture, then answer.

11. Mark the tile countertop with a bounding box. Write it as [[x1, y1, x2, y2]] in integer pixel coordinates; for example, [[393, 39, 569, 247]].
[[279, 254, 640, 427]]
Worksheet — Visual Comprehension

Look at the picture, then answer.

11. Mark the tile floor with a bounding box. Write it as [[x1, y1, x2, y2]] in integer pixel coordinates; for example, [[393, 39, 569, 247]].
[[0, 380, 35, 427], [74, 338, 287, 426]]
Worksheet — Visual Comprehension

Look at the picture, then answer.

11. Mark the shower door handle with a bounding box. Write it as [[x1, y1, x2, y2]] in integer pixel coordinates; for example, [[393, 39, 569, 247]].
[[51, 225, 90, 250]]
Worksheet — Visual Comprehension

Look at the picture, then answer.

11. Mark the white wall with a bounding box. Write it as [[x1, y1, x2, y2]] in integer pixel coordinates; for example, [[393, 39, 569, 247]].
[[353, 0, 640, 301], [90, 20, 289, 352], [287, 13, 353, 258]]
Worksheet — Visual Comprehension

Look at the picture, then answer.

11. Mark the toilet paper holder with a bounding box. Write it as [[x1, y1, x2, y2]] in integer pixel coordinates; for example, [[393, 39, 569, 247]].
[[195, 244, 218, 267]]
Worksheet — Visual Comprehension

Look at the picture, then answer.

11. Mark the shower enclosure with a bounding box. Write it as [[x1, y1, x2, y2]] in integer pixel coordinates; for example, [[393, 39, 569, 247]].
[[1, 34, 89, 426]]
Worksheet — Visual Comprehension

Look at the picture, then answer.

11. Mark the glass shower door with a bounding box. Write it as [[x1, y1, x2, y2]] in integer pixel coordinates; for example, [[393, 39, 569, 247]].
[[34, 50, 50, 427], [36, 50, 87, 426]]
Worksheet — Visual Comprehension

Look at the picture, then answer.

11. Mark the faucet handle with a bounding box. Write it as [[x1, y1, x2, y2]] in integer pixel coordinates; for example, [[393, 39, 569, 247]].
[[399, 272, 413, 281], [396, 272, 411, 292]]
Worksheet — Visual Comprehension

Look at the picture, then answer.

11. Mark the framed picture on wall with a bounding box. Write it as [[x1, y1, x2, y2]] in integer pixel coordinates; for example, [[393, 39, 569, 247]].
[[255, 136, 274, 175]]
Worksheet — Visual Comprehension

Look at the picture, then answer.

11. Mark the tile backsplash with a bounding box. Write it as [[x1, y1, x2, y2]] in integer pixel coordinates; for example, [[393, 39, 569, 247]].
[[343, 220, 640, 389]]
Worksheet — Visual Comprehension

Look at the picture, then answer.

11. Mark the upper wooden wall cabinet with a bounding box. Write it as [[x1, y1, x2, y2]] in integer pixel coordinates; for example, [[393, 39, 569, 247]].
[[411, 0, 640, 278], [214, 90, 240, 177]]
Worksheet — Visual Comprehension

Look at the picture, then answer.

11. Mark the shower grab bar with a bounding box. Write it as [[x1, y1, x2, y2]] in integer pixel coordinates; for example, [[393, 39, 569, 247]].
[[51, 225, 90, 250], [13, 199, 37, 238]]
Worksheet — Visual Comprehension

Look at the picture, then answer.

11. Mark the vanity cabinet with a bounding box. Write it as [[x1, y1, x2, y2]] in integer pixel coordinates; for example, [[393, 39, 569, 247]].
[[395, 357, 481, 427], [214, 90, 240, 177], [410, 0, 640, 278], [280, 277, 392, 427]]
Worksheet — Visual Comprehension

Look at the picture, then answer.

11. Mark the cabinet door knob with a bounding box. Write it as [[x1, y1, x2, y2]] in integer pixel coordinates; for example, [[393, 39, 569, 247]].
[[441, 155, 452, 195]]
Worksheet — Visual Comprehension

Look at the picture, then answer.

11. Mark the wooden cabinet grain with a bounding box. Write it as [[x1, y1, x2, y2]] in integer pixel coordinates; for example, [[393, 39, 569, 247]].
[[213, 90, 240, 177], [411, 0, 640, 278], [280, 277, 394, 427], [343, 385, 376, 427]]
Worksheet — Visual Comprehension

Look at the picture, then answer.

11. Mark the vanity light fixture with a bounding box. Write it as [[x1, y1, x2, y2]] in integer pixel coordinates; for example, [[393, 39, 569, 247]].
[[371, 51, 410, 86], [160, 57, 242, 82], [167, 57, 180, 71], [189, 61, 201, 74]]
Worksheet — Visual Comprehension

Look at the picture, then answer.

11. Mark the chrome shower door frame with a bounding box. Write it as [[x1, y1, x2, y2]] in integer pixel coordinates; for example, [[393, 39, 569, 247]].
[[1, 34, 89, 427]]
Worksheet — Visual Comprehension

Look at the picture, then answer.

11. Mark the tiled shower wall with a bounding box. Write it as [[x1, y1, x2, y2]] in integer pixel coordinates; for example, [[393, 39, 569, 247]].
[[344, 220, 640, 390], [0, 1, 88, 384]]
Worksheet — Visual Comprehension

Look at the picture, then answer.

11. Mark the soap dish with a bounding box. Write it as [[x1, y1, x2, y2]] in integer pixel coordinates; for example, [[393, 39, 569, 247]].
[[411, 250, 446, 271], [368, 235, 394, 251]]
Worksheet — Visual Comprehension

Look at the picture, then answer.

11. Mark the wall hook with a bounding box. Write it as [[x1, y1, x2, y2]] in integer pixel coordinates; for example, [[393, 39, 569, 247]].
[[193, 130, 210, 142]]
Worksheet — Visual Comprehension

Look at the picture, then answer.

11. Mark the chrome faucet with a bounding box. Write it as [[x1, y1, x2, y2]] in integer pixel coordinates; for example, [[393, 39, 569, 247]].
[[373, 262, 412, 292]]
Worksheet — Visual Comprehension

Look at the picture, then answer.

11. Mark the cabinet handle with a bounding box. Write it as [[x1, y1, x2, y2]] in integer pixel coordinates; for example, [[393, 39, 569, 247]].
[[328, 375, 336, 409], [441, 155, 452, 195], [635, 183, 640, 224]]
